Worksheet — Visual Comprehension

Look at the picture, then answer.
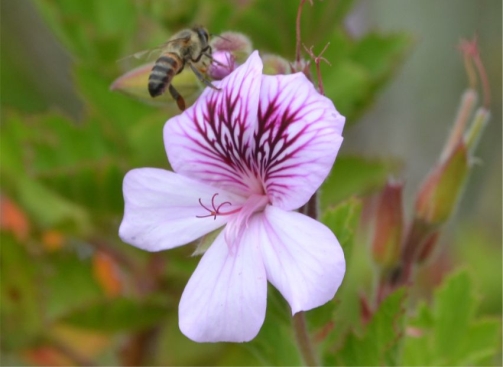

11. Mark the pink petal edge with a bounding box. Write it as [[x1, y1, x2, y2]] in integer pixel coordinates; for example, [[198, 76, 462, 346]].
[[179, 222, 267, 342], [119, 168, 245, 251], [258, 205, 345, 313]]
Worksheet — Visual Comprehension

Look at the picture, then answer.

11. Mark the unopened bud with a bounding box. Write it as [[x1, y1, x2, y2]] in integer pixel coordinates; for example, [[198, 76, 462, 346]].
[[208, 51, 237, 80], [465, 107, 490, 155], [262, 54, 293, 75], [415, 142, 469, 225], [371, 180, 404, 270], [209, 31, 252, 80], [211, 31, 253, 56]]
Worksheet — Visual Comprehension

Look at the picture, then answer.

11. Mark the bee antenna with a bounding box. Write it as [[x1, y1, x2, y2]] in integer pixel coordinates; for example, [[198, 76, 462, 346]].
[[211, 34, 231, 42]]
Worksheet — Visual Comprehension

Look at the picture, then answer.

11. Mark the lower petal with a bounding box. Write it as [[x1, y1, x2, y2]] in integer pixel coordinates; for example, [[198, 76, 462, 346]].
[[179, 224, 267, 342], [119, 168, 245, 252], [258, 206, 345, 314]]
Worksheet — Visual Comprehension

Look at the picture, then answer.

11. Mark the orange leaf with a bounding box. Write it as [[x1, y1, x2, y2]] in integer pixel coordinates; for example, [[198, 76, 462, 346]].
[[92, 251, 123, 298], [22, 346, 72, 367], [41, 230, 65, 252], [0, 195, 30, 241]]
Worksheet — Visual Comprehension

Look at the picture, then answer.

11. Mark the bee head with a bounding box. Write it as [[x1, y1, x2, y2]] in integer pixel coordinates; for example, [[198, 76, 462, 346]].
[[193, 26, 210, 46]]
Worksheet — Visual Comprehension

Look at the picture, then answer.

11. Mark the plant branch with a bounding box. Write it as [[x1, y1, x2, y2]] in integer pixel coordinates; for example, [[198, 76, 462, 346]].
[[293, 312, 319, 366]]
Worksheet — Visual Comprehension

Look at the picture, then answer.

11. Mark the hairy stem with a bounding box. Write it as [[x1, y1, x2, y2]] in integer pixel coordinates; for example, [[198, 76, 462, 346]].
[[293, 312, 319, 366]]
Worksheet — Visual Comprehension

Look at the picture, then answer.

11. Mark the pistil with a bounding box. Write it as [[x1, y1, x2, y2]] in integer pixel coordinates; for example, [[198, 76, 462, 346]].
[[196, 193, 242, 220]]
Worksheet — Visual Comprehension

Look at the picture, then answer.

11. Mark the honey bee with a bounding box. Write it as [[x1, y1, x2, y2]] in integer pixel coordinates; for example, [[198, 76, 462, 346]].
[[148, 26, 219, 111]]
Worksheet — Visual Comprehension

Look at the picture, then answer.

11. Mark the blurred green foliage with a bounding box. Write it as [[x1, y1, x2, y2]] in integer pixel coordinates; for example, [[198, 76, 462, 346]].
[[0, 0, 500, 366]]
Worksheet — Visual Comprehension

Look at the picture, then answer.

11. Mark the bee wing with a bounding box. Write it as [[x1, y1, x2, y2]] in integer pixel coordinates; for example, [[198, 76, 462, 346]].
[[110, 61, 204, 108], [117, 47, 164, 63], [117, 34, 191, 63]]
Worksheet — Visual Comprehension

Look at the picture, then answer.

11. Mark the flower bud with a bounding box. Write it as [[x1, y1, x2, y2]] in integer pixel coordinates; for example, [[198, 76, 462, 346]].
[[208, 31, 252, 80], [208, 51, 237, 80], [415, 141, 469, 225], [371, 180, 404, 270], [211, 31, 253, 56], [262, 53, 292, 75]]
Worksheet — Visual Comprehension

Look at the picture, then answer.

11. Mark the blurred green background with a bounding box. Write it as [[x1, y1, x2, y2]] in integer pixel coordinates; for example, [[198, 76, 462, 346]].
[[1, 0, 501, 365]]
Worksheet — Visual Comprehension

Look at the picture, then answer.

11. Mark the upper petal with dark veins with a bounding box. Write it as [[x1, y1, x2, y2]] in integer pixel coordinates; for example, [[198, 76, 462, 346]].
[[164, 51, 263, 198], [254, 73, 345, 210]]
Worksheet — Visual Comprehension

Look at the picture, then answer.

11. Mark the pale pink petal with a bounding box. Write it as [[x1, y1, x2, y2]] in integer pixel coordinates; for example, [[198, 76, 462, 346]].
[[224, 194, 268, 249], [119, 168, 245, 252], [258, 206, 345, 314], [256, 73, 345, 210], [164, 51, 263, 198], [179, 221, 267, 342]]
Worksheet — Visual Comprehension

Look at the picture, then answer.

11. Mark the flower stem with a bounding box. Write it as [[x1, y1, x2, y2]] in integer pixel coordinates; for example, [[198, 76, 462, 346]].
[[293, 312, 319, 366]]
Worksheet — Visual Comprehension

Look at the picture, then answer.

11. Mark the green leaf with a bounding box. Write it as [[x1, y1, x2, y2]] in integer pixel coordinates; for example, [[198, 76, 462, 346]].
[[17, 177, 92, 233], [323, 60, 371, 119], [94, 0, 136, 37], [459, 319, 501, 365], [245, 286, 301, 366], [433, 270, 475, 363], [402, 269, 501, 366], [74, 65, 153, 132], [60, 297, 168, 333], [352, 32, 413, 86], [43, 249, 104, 321], [321, 197, 362, 267], [321, 31, 412, 122], [0, 236, 44, 350], [315, 199, 364, 352], [334, 289, 407, 366], [227, 0, 354, 57], [320, 155, 402, 210]]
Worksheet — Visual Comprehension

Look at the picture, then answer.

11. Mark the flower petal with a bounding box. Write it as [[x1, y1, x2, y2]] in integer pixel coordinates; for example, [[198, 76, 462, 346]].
[[164, 51, 263, 198], [258, 206, 345, 314], [119, 168, 245, 252], [179, 223, 267, 342], [257, 73, 345, 210]]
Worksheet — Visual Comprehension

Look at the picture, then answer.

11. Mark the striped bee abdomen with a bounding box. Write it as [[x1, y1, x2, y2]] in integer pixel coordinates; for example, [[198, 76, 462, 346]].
[[148, 53, 181, 97]]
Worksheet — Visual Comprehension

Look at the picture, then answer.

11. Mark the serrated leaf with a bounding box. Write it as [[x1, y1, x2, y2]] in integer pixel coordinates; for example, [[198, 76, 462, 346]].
[[459, 319, 501, 365], [316, 199, 364, 352], [433, 270, 475, 363], [321, 197, 362, 267], [334, 289, 407, 366], [59, 297, 168, 333], [402, 269, 501, 366], [245, 286, 301, 366]]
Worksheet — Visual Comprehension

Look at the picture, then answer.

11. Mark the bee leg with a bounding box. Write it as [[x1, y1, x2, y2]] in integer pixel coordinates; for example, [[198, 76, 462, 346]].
[[188, 62, 220, 91], [204, 52, 229, 68], [168, 84, 186, 111]]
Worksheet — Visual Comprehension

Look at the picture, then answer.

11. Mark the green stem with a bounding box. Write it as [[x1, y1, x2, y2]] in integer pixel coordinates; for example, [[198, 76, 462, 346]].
[[293, 312, 319, 366]]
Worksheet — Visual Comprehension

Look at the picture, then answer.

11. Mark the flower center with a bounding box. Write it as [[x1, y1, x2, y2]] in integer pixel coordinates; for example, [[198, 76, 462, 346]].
[[196, 193, 241, 220]]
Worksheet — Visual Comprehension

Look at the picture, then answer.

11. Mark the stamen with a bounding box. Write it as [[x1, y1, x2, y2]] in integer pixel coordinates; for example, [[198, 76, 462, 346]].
[[196, 193, 241, 220]]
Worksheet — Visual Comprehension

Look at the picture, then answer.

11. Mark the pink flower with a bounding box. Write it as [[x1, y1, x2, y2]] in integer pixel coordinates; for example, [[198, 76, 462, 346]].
[[208, 51, 238, 80], [119, 51, 346, 342]]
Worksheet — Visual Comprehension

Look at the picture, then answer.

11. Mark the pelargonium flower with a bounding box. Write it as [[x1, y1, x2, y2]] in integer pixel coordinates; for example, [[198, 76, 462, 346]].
[[119, 51, 346, 343]]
